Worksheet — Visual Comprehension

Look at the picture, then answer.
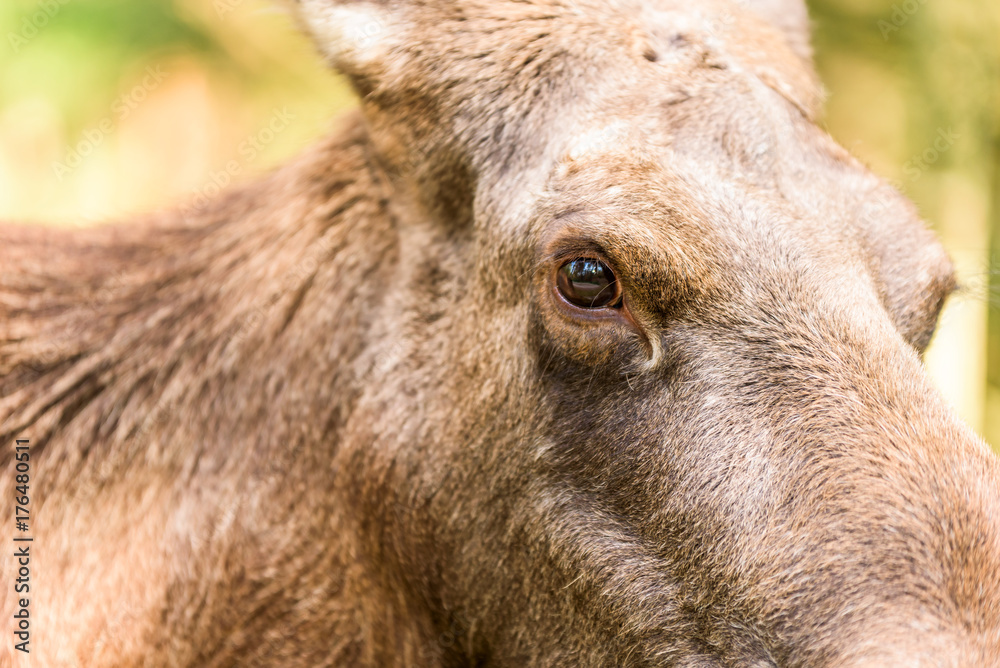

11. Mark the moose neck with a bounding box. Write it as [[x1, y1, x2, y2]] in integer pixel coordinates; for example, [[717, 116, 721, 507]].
[[2, 112, 462, 664], [1, 114, 397, 480]]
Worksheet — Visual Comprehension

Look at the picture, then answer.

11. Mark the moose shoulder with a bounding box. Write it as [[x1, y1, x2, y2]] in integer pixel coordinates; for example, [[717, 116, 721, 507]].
[[2, 0, 998, 666]]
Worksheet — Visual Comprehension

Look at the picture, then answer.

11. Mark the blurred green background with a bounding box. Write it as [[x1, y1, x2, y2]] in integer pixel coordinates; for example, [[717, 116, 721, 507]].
[[0, 0, 997, 447]]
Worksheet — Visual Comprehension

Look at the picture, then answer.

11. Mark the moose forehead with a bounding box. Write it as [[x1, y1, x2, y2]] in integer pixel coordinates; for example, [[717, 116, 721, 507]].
[[529, 9, 955, 312], [535, 149, 878, 327], [295, 0, 953, 338], [531, 90, 952, 347], [298, 0, 827, 192], [516, 81, 954, 359], [297, 0, 822, 119], [546, 80, 850, 269]]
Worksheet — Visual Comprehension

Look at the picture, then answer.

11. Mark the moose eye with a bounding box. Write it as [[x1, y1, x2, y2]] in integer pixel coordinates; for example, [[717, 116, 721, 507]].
[[556, 258, 622, 309]]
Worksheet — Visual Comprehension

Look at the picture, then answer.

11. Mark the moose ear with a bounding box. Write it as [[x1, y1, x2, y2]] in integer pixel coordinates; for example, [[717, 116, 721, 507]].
[[738, 0, 813, 61], [291, 0, 406, 89]]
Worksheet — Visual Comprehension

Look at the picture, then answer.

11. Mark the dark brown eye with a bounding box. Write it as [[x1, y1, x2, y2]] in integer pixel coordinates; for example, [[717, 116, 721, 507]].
[[556, 258, 622, 309]]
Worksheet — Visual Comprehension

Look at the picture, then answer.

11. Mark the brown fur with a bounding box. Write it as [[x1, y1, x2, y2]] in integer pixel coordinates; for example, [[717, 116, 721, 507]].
[[2, 0, 999, 665]]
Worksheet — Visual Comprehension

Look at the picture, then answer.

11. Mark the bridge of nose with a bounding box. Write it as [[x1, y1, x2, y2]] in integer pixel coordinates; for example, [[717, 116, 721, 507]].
[[712, 321, 1000, 661]]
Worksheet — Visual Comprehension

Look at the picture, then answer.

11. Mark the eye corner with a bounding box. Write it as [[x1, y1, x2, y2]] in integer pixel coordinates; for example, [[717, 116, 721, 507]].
[[534, 244, 654, 368]]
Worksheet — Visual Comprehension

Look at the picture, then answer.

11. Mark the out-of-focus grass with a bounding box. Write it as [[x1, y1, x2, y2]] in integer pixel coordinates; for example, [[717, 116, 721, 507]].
[[0, 0, 353, 224], [0, 0, 997, 447]]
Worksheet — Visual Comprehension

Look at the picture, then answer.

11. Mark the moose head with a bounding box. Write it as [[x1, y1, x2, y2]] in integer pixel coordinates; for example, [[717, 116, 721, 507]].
[[285, 0, 999, 664], [2, 0, 998, 666]]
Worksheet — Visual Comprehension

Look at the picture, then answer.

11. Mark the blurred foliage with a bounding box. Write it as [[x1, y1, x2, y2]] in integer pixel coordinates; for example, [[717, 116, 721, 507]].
[[0, 0, 353, 223], [0, 0, 997, 445]]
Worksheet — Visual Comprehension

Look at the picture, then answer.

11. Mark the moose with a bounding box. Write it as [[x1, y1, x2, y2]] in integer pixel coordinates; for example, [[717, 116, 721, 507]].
[[3, 0, 999, 665]]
